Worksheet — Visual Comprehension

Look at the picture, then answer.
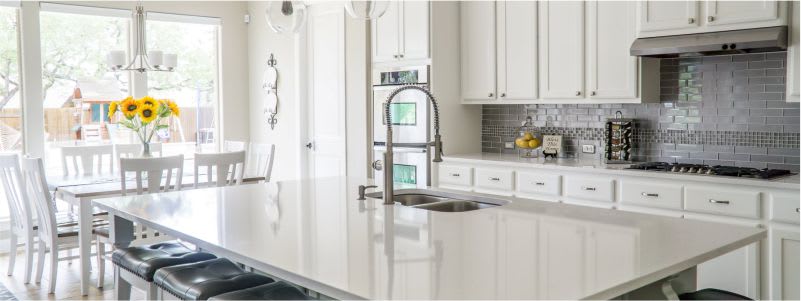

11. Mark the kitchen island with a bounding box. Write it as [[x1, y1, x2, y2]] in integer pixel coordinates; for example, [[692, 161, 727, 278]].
[[93, 178, 765, 300]]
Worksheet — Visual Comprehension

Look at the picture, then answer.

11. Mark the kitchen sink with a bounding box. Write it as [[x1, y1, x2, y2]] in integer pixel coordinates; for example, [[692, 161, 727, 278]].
[[365, 189, 508, 212]]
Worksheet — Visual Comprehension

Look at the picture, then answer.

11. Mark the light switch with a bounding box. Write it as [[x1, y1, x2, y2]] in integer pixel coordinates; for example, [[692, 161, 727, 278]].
[[582, 144, 595, 154]]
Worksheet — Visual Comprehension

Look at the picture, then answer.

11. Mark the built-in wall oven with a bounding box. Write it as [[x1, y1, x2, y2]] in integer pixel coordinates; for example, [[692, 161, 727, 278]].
[[372, 65, 430, 189]]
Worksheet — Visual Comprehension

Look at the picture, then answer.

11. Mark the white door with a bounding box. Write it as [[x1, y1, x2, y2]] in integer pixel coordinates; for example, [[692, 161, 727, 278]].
[[770, 227, 800, 300], [305, 2, 348, 287], [706, 1, 780, 26], [400, 0, 429, 61], [539, 1, 585, 99], [587, 1, 638, 99], [372, 1, 400, 63], [460, 1, 497, 101], [497, 1, 538, 101], [638, 0, 700, 33]]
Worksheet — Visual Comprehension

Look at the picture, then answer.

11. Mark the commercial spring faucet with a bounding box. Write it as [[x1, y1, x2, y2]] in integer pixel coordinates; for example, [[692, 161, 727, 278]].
[[382, 85, 443, 205]]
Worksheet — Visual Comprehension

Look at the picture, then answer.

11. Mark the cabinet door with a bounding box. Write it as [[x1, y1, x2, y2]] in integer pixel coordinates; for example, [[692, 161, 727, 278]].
[[770, 227, 800, 300], [638, 0, 700, 33], [400, 0, 429, 61], [788, 1, 800, 102], [497, 1, 537, 101], [538, 217, 586, 299], [462, 212, 498, 298], [372, 1, 400, 63], [706, 1, 781, 26], [587, 1, 638, 99], [586, 225, 640, 292], [460, 1, 497, 101], [498, 212, 538, 299], [539, 1, 585, 99]]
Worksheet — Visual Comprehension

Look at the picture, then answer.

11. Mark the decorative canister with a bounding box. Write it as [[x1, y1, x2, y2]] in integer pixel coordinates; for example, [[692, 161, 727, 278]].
[[604, 111, 634, 163], [515, 116, 542, 158]]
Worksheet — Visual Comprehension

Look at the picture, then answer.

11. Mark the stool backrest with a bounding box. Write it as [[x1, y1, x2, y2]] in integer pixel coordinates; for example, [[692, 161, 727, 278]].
[[0, 154, 33, 235], [194, 151, 246, 188], [249, 143, 275, 182], [20, 157, 58, 243], [120, 155, 184, 196], [60, 144, 114, 176]]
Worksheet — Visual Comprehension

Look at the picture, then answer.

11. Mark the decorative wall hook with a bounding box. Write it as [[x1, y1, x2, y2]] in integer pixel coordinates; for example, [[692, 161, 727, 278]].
[[263, 53, 279, 130]]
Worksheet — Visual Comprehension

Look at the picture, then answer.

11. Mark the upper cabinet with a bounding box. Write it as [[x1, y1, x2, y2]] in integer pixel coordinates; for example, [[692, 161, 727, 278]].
[[587, 1, 639, 99], [372, 1, 429, 64], [788, 1, 800, 103], [461, 1, 537, 102], [638, 0, 788, 38], [539, 1, 584, 99]]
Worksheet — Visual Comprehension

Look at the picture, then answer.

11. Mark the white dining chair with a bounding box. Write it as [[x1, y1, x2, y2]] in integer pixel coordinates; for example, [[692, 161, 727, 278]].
[[81, 124, 103, 142], [0, 154, 36, 284], [60, 144, 114, 176], [20, 156, 110, 293], [249, 142, 276, 182], [223, 140, 248, 152], [120, 155, 184, 244], [193, 151, 246, 188], [113, 143, 163, 169]]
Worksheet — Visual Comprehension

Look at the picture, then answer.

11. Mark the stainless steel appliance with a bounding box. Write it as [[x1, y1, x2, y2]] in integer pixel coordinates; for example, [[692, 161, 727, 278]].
[[371, 65, 431, 189], [630, 26, 787, 58]]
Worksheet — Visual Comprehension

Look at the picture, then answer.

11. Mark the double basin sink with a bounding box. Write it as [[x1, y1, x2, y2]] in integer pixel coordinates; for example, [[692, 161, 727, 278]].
[[366, 189, 509, 212]]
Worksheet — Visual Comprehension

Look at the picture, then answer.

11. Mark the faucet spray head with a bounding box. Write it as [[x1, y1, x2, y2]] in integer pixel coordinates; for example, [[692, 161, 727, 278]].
[[433, 134, 443, 162]]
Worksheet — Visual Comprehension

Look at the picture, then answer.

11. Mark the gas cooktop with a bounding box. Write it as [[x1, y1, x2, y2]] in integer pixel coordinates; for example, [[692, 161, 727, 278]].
[[627, 162, 794, 180]]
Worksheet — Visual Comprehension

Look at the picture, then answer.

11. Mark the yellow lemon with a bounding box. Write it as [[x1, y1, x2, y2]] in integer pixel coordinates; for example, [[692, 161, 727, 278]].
[[528, 138, 541, 149], [522, 132, 534, 141], [515, 138, 530, 149]]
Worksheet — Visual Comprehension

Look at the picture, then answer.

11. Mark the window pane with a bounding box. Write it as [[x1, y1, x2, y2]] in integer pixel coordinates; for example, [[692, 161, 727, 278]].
[[39, 9, 130, 175], [146, 18, 220, 155], [0, 7, 21, 153]]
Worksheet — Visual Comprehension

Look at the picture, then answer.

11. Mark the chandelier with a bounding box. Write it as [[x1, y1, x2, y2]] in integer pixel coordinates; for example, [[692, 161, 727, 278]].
[[107, 3, 176, 73]]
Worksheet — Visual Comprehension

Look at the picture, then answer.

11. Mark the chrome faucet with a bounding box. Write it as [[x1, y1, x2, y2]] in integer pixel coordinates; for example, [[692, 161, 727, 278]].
[[381, 85, 443, 205]]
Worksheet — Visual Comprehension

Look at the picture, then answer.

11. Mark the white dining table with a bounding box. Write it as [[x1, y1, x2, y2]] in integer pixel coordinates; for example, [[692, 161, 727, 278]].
[[49, 173, 265, 296]]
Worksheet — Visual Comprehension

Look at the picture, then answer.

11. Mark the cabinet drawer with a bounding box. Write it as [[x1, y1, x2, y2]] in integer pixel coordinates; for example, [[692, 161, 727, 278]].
[[564, 176, 615, 202], [684, 186, 760, 219], [475, 168, 514, 191], [438, 165, 473, 187], [770, 193, 800, 224], [620, 180, 683, 210], [516, 172, 561, 196]]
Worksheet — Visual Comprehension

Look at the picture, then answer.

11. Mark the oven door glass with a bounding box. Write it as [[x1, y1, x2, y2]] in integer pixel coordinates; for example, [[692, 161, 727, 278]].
[[373, 146, 428, 190], [373, 85, 429, 145]]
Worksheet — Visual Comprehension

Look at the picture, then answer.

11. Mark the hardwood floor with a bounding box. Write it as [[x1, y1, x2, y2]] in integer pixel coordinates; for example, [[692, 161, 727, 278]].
[[0, 251, 145, 300]]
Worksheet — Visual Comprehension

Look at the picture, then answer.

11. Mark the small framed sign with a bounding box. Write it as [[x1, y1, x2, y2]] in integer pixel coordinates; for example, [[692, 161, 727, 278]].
[[542, 135, 563, 155]]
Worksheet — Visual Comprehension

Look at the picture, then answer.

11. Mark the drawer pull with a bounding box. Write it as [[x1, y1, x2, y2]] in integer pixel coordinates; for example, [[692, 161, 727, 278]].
[[535, 182, 546, 186], [489, 177, 501, 181], [450, 173, 460, 177], [641, 192, 659, 198], [709, 199, 730, 205], [582, 186, 597, 191], [796, 208, 799, 213]]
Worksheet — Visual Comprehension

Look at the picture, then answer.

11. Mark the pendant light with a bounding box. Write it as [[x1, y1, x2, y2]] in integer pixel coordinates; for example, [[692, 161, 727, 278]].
[[344, 1, 389, 20], [107, 2, 177, 73], [265, 1, 307, 34]]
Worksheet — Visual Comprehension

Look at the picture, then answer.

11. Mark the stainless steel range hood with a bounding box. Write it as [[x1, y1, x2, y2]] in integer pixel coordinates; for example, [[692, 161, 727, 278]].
[[630, 26, 788, 58]]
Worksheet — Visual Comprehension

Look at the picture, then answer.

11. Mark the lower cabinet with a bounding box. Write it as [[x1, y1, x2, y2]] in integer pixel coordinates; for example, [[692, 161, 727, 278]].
[[770, 226, 800, 300]]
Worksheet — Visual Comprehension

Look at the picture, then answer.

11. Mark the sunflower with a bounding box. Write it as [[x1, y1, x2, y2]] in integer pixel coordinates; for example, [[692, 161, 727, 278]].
[[119, 97, 139, 119], [138, 104, 158, 124], [139, 96, 158, 108], [107, 101, 119, 119], [166, 100, 180, 117]]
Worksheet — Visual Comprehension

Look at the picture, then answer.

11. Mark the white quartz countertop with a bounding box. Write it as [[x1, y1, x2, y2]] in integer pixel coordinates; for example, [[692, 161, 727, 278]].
[[93, 179, 765, 300], [444, 153, 800, 190]]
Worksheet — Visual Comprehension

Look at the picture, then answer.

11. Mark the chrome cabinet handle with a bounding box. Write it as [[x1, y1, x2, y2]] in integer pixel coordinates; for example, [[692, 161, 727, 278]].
[[576, 91, 581, 96], [591, 91, 597, 96], [642, 192, 659, 197], [500, 93, 506, 97], [535, 182, 545, 186], [305, 142, 313, 149], [488, 93, 494, 97], [708, 16, 715, 22], [489, 177, 500, 181], [709, 199, 730, 205], [688, 17, 695, 24], [398, 54, 404, 58], [582, 186, 596, 191], [450, 173, 460, 177], [372, 160, 383, 171], [393, 54, 399, 59], [796, 208, 799, 213]]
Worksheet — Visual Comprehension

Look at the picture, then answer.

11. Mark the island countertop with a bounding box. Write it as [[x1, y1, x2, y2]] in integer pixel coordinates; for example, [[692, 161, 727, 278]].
[[93, 178, 765, 300]]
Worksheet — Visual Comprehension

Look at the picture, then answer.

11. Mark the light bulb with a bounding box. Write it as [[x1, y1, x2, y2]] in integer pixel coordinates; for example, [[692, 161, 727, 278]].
[[265, 1, 307, 34], [344, 1, 389, 20]]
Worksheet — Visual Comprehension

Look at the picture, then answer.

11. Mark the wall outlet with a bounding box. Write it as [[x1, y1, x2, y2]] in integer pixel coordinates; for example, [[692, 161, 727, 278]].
[[504, 142, 514, 149], [582, 144, 595, 154]]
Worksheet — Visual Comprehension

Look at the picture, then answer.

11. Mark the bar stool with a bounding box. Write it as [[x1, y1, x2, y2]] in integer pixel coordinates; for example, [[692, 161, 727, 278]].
[[678, 288, 752, 300], [154, 258, 275, 300], [208, 282, 312, 300], [112, 241, 216, 300]]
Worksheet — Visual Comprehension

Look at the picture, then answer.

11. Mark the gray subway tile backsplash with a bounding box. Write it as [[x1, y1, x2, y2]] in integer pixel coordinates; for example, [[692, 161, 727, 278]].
[[480, 52, 800, 172]]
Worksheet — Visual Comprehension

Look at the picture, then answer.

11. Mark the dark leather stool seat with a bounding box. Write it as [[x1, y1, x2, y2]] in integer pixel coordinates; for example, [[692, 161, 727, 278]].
[[679, 288, 752, 300], [208, 282, 311, 300], [112, 241, 217, 281], [154, 258, 275, 300]]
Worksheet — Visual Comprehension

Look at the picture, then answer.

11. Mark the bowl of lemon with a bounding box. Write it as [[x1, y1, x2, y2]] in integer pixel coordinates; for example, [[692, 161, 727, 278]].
[[515, 117, 541, 158]]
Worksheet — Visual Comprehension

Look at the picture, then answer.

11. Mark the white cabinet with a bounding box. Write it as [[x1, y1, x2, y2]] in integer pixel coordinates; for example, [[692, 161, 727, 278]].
[[770, 227, 800, 300], [638, 0, 700, 33], [587, 1, 638, 99], [538, 217, 586, 300], [564, 176, 615, 203], [684, 186, 761, 219], [437, 164, 473, 190], [460, 1, 496, 101], [516, 172, 561, 199], [788, 1, 800, 103], [474, 168, 514, 195], [620, 180, 683, 210], [498, 212, 538, 299], [461, 212, 498, 299], [460, 1, 537, 102], [371, 1, 429, 63], [706, 1, 781, 26], [539, 1, 585, 99]]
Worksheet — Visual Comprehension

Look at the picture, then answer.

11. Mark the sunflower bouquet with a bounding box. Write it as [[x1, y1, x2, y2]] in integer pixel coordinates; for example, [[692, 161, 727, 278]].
[[108, 96, 180, 156]]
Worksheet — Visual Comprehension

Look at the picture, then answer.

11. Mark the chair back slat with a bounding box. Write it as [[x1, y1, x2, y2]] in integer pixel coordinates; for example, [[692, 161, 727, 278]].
[[120, 155, 184, 196], [60, 144, 114, 175], [0, 154, 33, 235], [224, 140, 247, 152], [20, 157, 58, 243], [194, 151, 246, 188], [249, 143, 275, 182]]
